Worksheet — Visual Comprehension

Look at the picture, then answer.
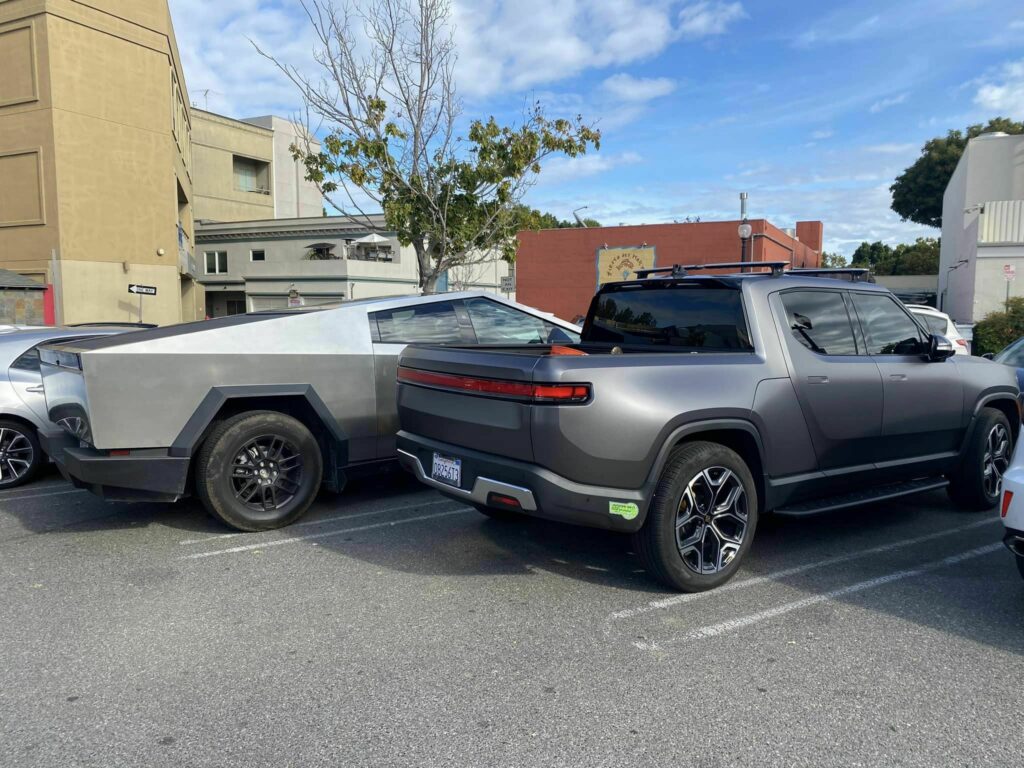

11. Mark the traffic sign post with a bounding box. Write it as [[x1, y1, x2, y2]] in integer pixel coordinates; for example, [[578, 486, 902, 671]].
[[128, 284, 157, 323], [500, 275, 515, 295], [1005, 265, 1016, 312]]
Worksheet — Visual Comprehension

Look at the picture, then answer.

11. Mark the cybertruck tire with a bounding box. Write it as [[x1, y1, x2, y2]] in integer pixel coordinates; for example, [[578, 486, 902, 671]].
[[633, 441, 758, 593], [196, 410, 323, 531], [947, 407, 1012, 511]]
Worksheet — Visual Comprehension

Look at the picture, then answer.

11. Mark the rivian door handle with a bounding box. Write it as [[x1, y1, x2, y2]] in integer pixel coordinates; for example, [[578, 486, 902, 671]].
[[26, 385, 44, 393], [806, 376, 829, 384], [889, 374, 908, 382]]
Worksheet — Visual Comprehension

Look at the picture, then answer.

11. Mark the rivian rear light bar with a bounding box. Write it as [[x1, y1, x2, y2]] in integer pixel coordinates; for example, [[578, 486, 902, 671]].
[[398, 367, 590, 404]]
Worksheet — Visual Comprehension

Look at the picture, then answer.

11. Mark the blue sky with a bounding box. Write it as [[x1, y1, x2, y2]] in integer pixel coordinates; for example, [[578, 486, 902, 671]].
[[169, 0, 1024, 255]]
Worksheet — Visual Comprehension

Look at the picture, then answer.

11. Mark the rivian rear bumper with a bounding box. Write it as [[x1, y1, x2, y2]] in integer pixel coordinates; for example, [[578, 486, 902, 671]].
[[39, 429, 189, 502], [396, 431, 649, 533]]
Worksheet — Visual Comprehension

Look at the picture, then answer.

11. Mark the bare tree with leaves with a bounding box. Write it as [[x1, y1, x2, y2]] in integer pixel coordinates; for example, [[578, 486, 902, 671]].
[[255, 0, 600, 293]]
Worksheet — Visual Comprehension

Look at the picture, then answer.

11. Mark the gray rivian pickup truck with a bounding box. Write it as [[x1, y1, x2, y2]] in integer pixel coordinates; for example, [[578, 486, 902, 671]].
[[396, 262, 1020, 592]]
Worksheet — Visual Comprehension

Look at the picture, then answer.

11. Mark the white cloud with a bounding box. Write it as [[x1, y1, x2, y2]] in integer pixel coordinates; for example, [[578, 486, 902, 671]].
[[795, 13, 880, 48], [537, 151, 643, 186], [864, 143, 917, 154], [869, 93, 908, 113], [810, 129, 834, 140], [453, 1, 745, 98], [601, 73, 676, 102], [974, 59, 1024, 116], [677, 2, 747, 39]]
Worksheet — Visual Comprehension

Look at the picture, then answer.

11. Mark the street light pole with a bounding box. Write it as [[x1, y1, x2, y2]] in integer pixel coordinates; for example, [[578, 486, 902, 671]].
[[738, 193, 750, 271]]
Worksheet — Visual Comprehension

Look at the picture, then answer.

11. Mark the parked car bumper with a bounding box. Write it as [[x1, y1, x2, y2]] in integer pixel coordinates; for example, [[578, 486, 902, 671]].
[[38, 428, 189, 502], [396, 431, 649, 533]]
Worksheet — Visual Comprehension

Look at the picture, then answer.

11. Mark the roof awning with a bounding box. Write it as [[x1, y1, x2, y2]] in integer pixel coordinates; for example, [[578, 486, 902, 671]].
[[353, 233, 390, 245], [305, 242, 336, 250]]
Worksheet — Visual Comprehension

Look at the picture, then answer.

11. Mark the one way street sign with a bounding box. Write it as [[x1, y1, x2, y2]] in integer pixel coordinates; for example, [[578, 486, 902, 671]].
[[128, 284, 157, 296]]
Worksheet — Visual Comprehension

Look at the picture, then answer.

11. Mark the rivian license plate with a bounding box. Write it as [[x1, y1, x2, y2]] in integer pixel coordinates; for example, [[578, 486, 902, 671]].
[[431, 453, 462, 488]]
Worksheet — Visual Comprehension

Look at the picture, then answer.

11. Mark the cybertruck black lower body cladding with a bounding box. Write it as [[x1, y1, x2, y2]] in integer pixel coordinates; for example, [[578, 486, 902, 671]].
[[396, 432, 648, 532], [39, 429, 189, 502]]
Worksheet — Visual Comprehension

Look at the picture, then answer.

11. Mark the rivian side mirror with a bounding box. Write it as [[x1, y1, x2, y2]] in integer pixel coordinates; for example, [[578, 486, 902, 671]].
[[982, 352, 994, 360], [928, 334, 956, 362]]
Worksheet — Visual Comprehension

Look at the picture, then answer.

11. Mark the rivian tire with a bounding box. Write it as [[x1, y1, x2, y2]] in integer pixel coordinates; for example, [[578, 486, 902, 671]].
[[196, 411, 323, 531], [0, 420, 43, 489], [633, 441, 758, 592], [947, 407, 1012, 511]]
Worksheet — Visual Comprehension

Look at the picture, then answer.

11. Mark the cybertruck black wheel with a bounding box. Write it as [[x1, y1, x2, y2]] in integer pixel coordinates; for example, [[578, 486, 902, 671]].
[[196, 411, 323, 531], [0, 420, 43, 489], [948, 407, 1012, 511], [633, 441, 758, 593]]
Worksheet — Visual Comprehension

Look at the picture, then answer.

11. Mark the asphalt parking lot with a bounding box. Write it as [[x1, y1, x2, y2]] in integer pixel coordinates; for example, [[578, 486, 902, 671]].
[[1, 468, 1022, 767]]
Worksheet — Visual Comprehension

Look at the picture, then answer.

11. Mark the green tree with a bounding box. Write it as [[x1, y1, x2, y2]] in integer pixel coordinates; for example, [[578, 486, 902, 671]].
[[820, 251, 848, 268], [973, 298, 1024, 356], [850, 238, 940, 275], [258, 0, 599, 293], [511, 205, 601, 231], [890, 117, 1024, 228]]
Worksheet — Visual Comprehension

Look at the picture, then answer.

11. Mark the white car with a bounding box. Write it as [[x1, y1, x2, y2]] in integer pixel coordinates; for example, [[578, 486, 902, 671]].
[[1001, 440, 1024, 580], [906, 305, 969, 354]]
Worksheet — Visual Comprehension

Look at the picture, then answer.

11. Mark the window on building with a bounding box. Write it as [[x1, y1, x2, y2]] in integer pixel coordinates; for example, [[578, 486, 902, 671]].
[[250, 249, 266, 262], [780, 291, 859, 356], [205, 251, 227, 274], [465, 297, 579, 344], [372, 301, 463, 344], [232, 155, 270, 194], [851, 293, 927, 355]]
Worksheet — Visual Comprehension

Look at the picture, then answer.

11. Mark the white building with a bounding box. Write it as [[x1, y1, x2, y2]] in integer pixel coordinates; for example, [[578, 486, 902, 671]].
[[196, 215, 514, 315], [939, 131, 1024, 323], [241, 115, 325, 219]]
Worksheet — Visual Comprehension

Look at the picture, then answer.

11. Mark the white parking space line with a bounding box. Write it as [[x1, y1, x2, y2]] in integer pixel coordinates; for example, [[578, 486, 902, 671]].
[[635, 542, 1003, 650], [178, 496, 453, 545], [610, 518, 999, 621], [0, 480, 69, 496], [0, 488, 86, 504], [181, 506, 472, 560]]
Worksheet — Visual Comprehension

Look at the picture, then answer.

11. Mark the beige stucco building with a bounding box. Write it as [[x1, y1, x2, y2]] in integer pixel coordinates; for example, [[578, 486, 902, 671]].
[[0, 0, 205, 325]]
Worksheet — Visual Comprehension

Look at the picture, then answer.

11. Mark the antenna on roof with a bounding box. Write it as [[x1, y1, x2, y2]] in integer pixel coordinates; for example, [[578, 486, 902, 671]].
[[573, 206, 589, 227]]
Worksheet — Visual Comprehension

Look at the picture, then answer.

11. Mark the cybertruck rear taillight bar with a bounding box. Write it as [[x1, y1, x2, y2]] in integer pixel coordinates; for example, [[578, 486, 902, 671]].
[[397, 367, 591, 404]]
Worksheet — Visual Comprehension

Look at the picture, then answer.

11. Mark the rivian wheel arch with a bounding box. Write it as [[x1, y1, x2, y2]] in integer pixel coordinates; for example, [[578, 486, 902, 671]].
[[644, 419, 767, 518]]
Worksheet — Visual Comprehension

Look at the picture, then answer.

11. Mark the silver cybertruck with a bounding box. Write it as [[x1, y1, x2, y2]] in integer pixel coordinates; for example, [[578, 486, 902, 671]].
[[38, 292, 580, 531]]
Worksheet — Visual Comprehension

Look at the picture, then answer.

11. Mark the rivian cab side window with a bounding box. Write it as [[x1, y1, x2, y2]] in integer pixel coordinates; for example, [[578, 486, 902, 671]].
[[851, 293, 927, 355], [780, 290, 858, 355], [372, 301, 463, 344]]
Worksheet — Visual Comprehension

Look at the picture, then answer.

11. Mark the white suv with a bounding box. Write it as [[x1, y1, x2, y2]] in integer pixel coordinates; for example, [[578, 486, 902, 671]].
[[1000, 441, 1024, 581], [906, 305, 969, 355]]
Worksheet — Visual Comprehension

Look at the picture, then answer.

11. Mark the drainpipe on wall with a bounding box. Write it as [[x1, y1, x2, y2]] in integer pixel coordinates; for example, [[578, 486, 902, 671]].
[[49, 249, 63, 326]]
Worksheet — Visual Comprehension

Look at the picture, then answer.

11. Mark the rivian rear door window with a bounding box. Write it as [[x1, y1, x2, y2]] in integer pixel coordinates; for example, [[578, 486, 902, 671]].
[[852, 293, 927, 355], [780, 291, 859, 355], [585, 286, 752, 350], [373, 301, 463, 344], [465, 297, 579, 344]]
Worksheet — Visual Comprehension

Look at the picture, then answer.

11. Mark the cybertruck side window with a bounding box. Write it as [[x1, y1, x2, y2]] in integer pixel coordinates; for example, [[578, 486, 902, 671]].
[[373, 301, 463, 344], [780, 291, 858, 356], [465, 297, 580, 344]]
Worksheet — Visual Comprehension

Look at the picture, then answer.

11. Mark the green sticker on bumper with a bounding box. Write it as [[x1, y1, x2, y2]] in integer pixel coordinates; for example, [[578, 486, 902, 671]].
[[609, 501, 639, 520]]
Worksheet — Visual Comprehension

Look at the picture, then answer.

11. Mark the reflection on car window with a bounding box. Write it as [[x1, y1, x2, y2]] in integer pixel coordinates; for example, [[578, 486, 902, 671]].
[[10, 347, 41, 372], [780, 291, 858, 355], [587, 287, 753, 350], [373, 301, 462, 344], [852, 293, 926, 355], [465, 298, 579, 344], [916, 313, 947, 335]]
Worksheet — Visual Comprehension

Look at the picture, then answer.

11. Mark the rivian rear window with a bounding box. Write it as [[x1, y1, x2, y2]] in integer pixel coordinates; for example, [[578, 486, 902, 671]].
[[584, 287, 752, 350]]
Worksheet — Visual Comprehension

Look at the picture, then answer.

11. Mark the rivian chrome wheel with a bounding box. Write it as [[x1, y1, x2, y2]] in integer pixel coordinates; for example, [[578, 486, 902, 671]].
[[948, 407, 1013, 511], [983, 423, 1010, 499], [634, 441, 758, 592], [676, 466, 749, 575], [196, 411, 323, 531], [0, 421, 43, 489]]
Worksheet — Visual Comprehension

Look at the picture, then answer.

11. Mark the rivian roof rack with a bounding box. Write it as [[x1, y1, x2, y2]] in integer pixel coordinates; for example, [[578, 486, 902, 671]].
[[787, 267, 873, 282], [633, 261, 791, 279]]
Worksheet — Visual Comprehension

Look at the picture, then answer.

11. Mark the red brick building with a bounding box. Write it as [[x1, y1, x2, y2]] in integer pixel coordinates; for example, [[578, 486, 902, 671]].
[[516, 218, 823, 320]]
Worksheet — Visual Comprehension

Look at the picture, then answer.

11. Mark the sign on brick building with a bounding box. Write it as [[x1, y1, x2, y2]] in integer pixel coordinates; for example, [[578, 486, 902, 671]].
[[596, 246, 656, 287]]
